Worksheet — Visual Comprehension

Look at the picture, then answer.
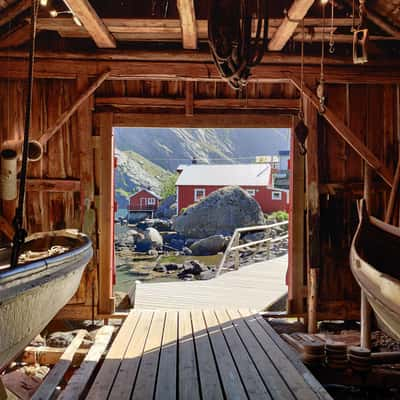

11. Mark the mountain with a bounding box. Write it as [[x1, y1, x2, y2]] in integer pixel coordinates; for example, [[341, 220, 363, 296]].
[[114, 128, 290, 208], [115, 148, 172, 209]]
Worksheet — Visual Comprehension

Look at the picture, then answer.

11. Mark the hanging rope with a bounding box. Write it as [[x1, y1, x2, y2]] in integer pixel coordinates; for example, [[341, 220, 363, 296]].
[[10, 0, 39, 268], [317, 1, 327, 113], [208, 0, 269, 90]]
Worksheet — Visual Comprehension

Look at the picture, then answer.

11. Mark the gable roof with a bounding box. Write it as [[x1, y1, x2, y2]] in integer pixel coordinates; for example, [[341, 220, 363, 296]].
[[176, 164, 271, 187], [130, 189, 161, 200]]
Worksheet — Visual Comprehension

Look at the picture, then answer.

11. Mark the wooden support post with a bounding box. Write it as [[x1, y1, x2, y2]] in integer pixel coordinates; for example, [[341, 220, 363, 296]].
[[176, 0, 197, 50], [234, 234, 240, 270], [97, 113, 115, 315], [305, 97, 320, 334], [385, 161, 400, 223], [38, 70, 110, 147], [361, 163, 373, 349], [290, 76, 394, 187], [185, 81, 194, 116]]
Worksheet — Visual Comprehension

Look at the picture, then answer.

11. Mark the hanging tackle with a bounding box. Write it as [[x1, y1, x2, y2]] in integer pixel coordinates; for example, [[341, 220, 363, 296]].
[[208, 0, 269, 90]]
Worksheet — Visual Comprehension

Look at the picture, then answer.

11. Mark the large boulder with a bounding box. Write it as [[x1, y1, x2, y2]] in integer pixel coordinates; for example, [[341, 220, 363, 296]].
[[173, 186, 265, 239], [190, 235, 229, 256], [144, 227, 163, 249], [154, 195, 177, 219]]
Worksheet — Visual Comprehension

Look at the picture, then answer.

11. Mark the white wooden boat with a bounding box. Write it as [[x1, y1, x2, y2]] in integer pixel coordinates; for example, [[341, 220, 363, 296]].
[[350, 202, 400, 340], [0, 230, 92, 371]]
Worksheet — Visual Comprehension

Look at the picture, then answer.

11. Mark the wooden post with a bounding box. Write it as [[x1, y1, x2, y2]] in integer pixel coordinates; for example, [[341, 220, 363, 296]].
[[361, 163, 373, 349], [97, 113, 115, 315], [305, 97, 320, 334], [234, 234, 240, 270]]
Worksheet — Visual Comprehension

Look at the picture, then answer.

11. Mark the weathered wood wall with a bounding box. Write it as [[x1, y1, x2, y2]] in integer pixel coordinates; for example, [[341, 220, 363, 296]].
[[316, 83, 399, 320]]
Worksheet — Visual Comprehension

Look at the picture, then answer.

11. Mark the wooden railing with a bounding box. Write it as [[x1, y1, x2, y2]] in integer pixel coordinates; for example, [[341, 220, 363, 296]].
[[216, 221, 288, 277]]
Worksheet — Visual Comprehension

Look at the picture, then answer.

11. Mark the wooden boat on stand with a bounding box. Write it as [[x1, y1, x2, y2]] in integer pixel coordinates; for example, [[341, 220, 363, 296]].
[[0, 230, 92, 371], [350, 201, 400, 340]]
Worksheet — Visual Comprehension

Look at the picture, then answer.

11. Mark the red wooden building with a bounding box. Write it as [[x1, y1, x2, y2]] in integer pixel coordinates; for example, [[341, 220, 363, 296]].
[[128, 189, 161, 217], [176, 164, 289, 214]]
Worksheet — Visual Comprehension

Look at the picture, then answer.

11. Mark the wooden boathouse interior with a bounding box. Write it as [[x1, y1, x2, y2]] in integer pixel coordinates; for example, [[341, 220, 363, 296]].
[[0, 0, 400, 398]]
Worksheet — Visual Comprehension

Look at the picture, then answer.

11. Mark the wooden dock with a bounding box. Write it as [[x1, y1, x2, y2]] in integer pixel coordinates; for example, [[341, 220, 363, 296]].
[[86, 309, 331, 399], [134, 255, 288, 311]]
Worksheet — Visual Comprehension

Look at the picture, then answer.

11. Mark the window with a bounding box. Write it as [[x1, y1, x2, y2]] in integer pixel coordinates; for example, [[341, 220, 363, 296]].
[[271, 191, 282, 201], [194, 188, 206, 202], [148, 197, 156, 205], [246, 189, 256, 197]]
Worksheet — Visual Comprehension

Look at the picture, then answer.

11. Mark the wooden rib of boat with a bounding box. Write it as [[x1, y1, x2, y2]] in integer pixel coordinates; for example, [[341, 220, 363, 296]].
[[350, 201, 400, 340], [0, 229, 92, 371]]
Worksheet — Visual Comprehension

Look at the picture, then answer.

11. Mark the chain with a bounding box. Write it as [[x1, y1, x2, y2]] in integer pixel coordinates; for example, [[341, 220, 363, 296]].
[[317, 2, 326, 113], [329, 0, 335, 54]]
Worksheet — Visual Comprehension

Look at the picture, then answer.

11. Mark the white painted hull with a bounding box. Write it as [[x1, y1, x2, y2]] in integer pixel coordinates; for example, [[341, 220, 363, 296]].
[[350, 203, 400, 340], [0, 230, 92, 371]]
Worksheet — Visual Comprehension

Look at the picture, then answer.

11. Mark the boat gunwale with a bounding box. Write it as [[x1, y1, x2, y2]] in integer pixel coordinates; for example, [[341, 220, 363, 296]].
[[0, 232, 92, 284]]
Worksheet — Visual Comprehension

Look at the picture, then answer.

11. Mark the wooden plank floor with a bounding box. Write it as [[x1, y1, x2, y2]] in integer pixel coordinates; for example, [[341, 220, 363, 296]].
[[86, 309, 332, 400], [134, 255, 288, 311]]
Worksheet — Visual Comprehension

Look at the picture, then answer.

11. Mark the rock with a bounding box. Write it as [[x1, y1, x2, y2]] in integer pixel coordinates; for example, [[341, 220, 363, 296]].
[[242, 231, 267, 243], [183, 274, 194, 281], [148, 249, 159, 257], [182, 246, 192, 255], [153, 265, 167, 273], [155, 195, 177, 219], [190, 234, 229, 256], [47, 332, 75, 348], [198, 270, 215, 280], [153, 219, 172, 232], [174, 186, 265, 238], [128, 212, 150, 224], [183, 260, 207, 274], [163, 263, 180, 271], [135, 239, 153, 252], [144, 227, 163, 249]]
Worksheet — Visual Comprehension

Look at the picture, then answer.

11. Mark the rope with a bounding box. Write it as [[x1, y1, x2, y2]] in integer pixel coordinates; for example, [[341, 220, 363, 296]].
[[10, 0, 39, 268], [208, 0, 269, 90]]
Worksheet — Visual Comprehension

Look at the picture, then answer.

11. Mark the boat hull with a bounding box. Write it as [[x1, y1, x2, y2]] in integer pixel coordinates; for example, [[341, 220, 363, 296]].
[[0, 230, 92, 371], [350, 204, 400, 340]]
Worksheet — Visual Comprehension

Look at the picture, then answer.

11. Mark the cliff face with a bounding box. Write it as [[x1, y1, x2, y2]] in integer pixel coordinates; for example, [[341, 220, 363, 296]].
[[114, 127, 290, 208]]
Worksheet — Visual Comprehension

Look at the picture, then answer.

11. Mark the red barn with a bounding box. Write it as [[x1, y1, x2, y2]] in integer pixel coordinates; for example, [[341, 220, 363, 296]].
[[176, 164, 289, 214], [128, 189, 161, 218]]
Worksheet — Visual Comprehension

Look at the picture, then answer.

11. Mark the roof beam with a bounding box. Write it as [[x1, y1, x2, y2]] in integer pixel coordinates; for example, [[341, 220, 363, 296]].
[[0, 20, 30, 48], [0, 0, 30, 27], [63, 0, 116, 48], [268, 0, 315, 51], [176, 0, 197, 49]]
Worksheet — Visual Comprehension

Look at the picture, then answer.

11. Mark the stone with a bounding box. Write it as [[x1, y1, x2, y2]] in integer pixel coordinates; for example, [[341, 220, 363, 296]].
[[174, 186, 265, 238], [198, 270, 215, 280], [144, 227, 163, 249], [163, 263, 180, 271], [153, 265, 167, 273], [135, 239, 153, 252], [182, 246, 192, 255], [190, 234, 229, 256], [183, 274, 194, 281], [46, 332, 74, 348], [154, 195, 177, 219]]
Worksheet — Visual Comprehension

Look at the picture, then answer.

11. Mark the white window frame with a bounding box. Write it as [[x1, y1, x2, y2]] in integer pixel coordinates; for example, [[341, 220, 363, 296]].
[[194, 188, 206, 202], [246, 189, 256, 197], [271, 191, 282, 201], [147, 197, 156, 205]]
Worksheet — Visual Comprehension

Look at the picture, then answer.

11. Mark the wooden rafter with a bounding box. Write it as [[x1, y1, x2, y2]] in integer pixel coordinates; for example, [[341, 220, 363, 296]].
[[290, 75, 394, 186], [63, 0, 116, 48], [268, 0, 315, 51], [176, 0, 197, 49], [0, 0, 30, 27], [0, 20, 30, 49]]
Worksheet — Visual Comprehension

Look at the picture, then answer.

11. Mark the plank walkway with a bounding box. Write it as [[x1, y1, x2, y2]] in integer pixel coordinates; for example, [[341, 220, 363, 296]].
[[86, 309, 332, 400], [134, 255, 288, 311]]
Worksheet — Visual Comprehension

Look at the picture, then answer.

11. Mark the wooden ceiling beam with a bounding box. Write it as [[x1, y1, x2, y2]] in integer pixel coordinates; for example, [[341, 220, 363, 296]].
[[0, 0, 30, 27], [176, 0, 197, 49], [63, 0, 116, 48], [268, 0, 315, 51]]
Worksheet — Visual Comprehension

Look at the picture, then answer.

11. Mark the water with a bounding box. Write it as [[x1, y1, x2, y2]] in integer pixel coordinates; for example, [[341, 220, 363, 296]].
[[115, 208, 128, 219]]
